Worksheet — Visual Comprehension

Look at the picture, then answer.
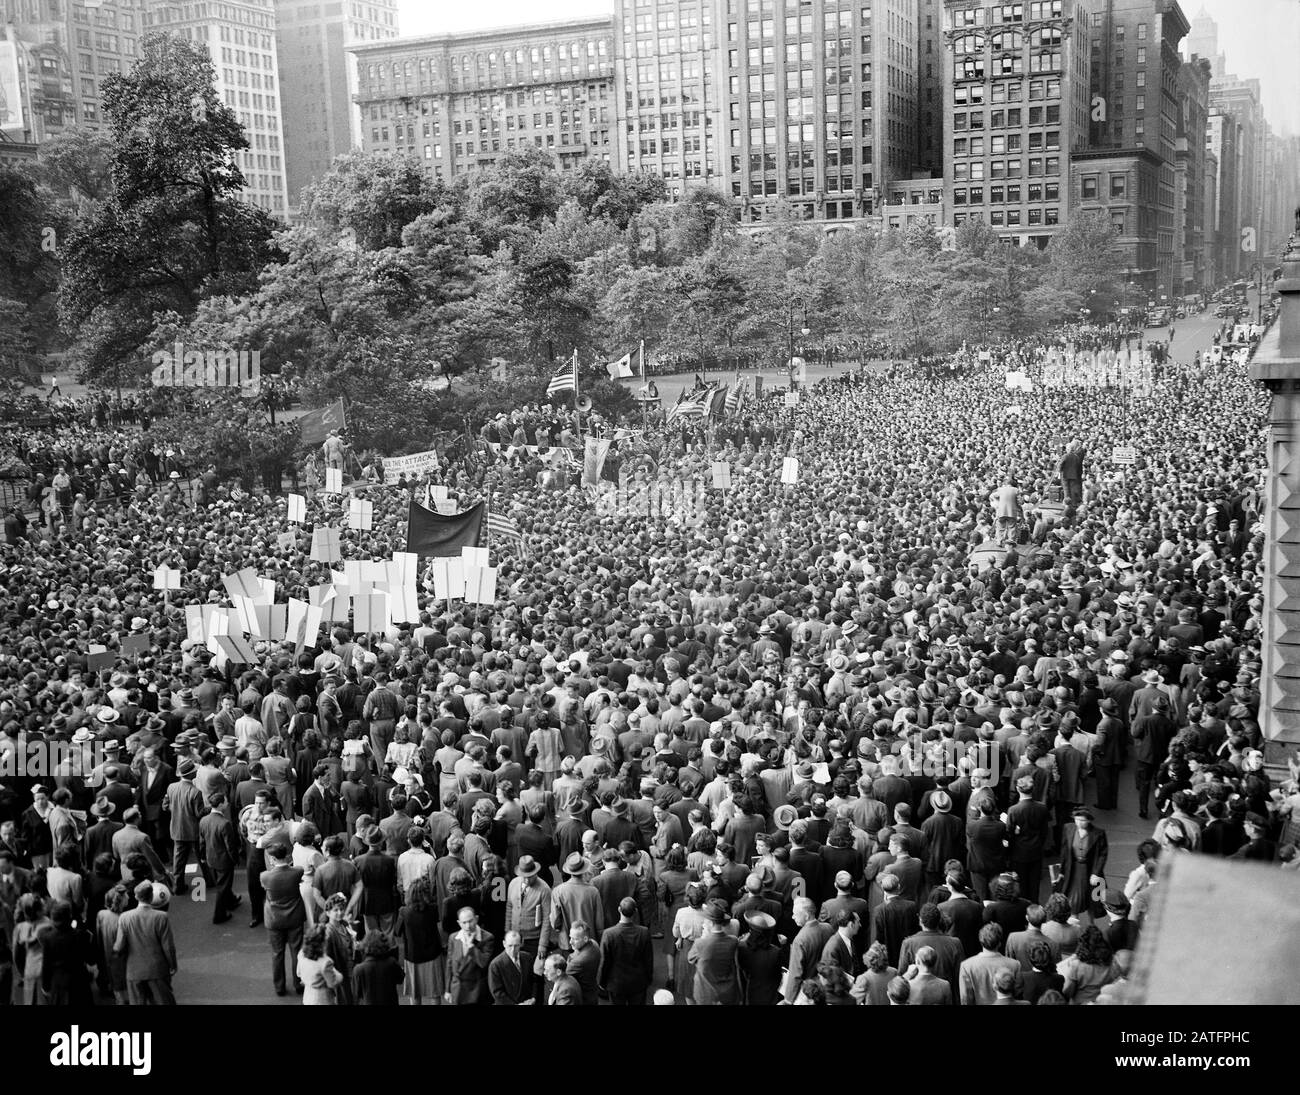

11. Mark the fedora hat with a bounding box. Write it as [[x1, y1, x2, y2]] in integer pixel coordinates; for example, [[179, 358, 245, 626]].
[[562, 853, 589, 876], [95, 707, 120, 724], [71, 728, 97, 745], [515, 855, 542, 878], [773, 803, 799, 831], [90, 799, 116, 819]]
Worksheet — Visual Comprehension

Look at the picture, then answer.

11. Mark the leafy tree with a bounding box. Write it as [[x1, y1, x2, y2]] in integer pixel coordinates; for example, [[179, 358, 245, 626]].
[[561, 161, 667, 230], [58, 33, 281, 382], [300, 150, 443, 250], [0, 298, 40, 385], [150, 390, 299, 490], [33, 129, 114, 204], [0, 163, 62, 306], [457, 147, 562, 250]]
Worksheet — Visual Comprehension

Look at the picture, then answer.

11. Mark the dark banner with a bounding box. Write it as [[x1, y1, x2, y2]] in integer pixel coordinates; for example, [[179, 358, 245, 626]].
[[406, 499, 483, 559], [297, 398, 346, 446]]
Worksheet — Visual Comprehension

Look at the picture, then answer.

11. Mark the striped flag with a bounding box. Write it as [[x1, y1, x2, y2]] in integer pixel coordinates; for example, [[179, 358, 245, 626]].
[[707, 385, 729, 418], [668, 392, 708, 421], [546, 353, 578, 397], [725, 377, 745, 415], [486, 510, 522, 540]]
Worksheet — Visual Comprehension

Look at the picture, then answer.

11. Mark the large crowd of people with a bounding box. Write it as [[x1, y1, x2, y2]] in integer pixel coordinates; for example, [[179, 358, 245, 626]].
[[1, 299, 1297, 1008]]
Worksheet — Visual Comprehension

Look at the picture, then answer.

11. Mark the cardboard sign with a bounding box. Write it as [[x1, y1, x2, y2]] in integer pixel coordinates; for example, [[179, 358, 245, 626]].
[[353, 592, 389, 634], [711, 460, 731, 490], [783, 391, 799, 408], [348, 497, 373, 531], [1111, 446, 1137, 466], [781, 456, 799, 485], [87, 644, 116, 672], [431, 557, 465, 601], [216, 633, 258, 665], [287, 493, 307, 523], [276, 531, 297, 552], [310, 527, 341, 563], [121, 633, 151, 658], [185, 605, 205, 645], [462, 546, 489, 569], [463, 565, 498, 606], [152, 565, 182, 591], [323, 467, 344, 494], [383, 450, 439, 485]]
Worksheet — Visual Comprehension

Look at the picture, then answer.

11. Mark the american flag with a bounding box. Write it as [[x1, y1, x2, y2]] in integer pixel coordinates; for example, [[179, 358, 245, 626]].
[[546, 354, 578, 397], [667, 391, 708, 421], [486, 510, 522, 540], [725, 373, 746, 414]]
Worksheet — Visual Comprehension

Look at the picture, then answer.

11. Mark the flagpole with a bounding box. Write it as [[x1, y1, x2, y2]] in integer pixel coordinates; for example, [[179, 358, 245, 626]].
[[573, 348, 582, 444], [639, 338, 647, 436]]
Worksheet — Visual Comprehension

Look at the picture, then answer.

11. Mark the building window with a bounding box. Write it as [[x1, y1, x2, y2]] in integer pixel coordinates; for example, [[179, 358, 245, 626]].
[[1110, 175, 1126, 198]]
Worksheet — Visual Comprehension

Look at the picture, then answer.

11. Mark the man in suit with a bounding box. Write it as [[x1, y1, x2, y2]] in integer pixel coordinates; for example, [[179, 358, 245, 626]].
[[164, 758, 210, 895], [597, 896, 653, 1004], [112, 807, 170, 886], [1006, 776, 1052, 903], [565, 921, 600, 1005], [920, 791, 965, 889], [446, 905, 495, 1004], [1005, 905, 1062, 971], [355, 827, 400, 934], [1052, 724, 1089, 847], [965, 798, 1007, 902], [300, 763, 340, 838], [1130, 696, 1175, 820], [551, 853, 605, 950], [97, 766, 136, 822], [783, 896, 834, 1002], [937, 865, 984, 959], [593, 848, 642, 927], [904, 945, 952, 1005], [819, 907, 861, 978], [1091, 699, 1123, 811], [898, 902, 966, 1001], [113, 880, 178, 1005], [135, 748, 174, 859], [959, 923, 1023, 1005], [488, 930, 536, 1005], [870, 873, 917, 969], [199, 792, 242, 924], [83, 798, 123, 871], [260, 842, 306, 996], [543, 952, 584, 1004]]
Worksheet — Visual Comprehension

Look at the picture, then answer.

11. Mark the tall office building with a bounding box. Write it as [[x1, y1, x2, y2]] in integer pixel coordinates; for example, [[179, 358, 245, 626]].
[[274, 0, 400, 212], [1211, 73, 1261, 266], [1073, 0, 1189, 300], [144, 1, 290, 216], [350, 18, 617, 182], [1183, 4, 1223, 77], [1201, 142, 1217, 282], [0, 0, 142, 141], [941, 0, 1093, 247], [1174, 53, 1209, 293], [614, 0, 721, 196], [723, 0, 919, 225], [915, 0, 943, 174], [1205, 109, 1238, 279]]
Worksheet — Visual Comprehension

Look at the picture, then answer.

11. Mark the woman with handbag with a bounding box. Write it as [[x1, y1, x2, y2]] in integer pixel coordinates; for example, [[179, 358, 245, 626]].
[[1056, 806, 1108, 923]]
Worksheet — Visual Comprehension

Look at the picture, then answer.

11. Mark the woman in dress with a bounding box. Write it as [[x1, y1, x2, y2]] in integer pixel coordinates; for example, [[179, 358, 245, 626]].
[[1056, 806, 1107, 921], [1040, 892, 1081, 957], [433, 730, 464, 808], [493, 780, 524, 872], [95, 884, 130, 1004], [671, 883, 711, 1000], [261, 737, 296, 819], [293, 729, 324, 809], [352, 930, 404, 1006], [852, 942, 897, 1005], [297, 923, 343, 1005], [656, 846, 696, 963], [1060, 925, 1118, 1005], [291, 822, 325, 926], [395, 875, 444, 1005], [384, 724, 418, 772], [12, 893, 52, 1004], [321, 893, 357, 1005]]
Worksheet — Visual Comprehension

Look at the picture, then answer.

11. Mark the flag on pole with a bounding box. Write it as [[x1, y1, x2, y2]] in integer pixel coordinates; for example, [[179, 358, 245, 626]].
[[486, 510, 523, 540], [297, 398, 346, 446], [605, 350, 635, 380], [725, 375, 746, 415], [707, 385, 729, 418], [639, 339, 647, 379], [547, 352, 577, 397], [667, 390, 708, 421], [582, 437, 612, 488]]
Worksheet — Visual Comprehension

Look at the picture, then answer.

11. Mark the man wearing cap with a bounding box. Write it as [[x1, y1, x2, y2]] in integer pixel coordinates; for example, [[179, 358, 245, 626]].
[[920, 790, 964, 890], [1007, 776, 1052, 902], [1101, 890, 1140, 952], [1091, 700, 1123, 811], [551, 853, 605, 951], [355, 826, 400, 934], [1129, 695, 1175, 820], [164, 757, 211, 895], [83, 797, 123, 871], [1229, 813, 1277, 862]]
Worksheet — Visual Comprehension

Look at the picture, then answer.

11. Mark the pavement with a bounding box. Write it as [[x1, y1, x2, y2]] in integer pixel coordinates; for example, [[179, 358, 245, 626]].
[[112, 305, 1244, 1002]]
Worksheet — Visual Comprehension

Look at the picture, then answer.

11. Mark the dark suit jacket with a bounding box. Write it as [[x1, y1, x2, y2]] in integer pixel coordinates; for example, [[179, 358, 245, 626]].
[[136, 764, 175, 820], [871, 897, 918, 968], [965, 817, 1008, 875], [921, 812, 965, 874], [260, 865, 306, 929], [1007, 800, 1051, 862], [355, 851, 399, 916], [907, 971, 952, 1004], [83, 820, 123, 870], [1053, 746, 1088, 805], [113, 905, 177, 981], [566, 940, 600, 1006], [938, 894, 984, 958], [547, 973, 583, 1005], [447, 928, 496, 1004], [487, 950, 535, 1004], [199, 811, 241, 871], [597, 921, 654, 997], [592, 867, 640, 926]]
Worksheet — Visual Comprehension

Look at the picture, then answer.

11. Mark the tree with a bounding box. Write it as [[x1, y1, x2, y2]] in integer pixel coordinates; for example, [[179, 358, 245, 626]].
[[562, 161, 667, 230], [301, 151, 443, 250], [0, 298, 40, 385], [457, 147, 562, 251], [58, 33, 281, 382], [149, 390, 300, 491], [1045, 211, 1123, 316], [33, 129, 114, 204], [0, 163, 62, 306]]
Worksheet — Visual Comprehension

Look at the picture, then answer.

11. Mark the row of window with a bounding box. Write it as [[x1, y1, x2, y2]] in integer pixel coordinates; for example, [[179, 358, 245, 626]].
[[954, 131, 1060, 155], [952, 2, 1065, 27], [727, 9, 862, 41], [727, 38, 868, 66], [628, 34, 709, 58], [954, 77, 1062, 105], [952, 156, 1061, 180], [955, 51, 1062, 80], [952, 28, 1064, 53]]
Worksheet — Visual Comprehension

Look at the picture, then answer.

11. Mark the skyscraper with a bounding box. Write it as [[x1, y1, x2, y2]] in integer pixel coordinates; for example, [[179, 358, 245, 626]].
[[273, 0, 399, 213], [941, 0, 1093, 247], [723, 0, 920, 225], [144, 0, 290, 216], [614, 0, 722, 196]]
